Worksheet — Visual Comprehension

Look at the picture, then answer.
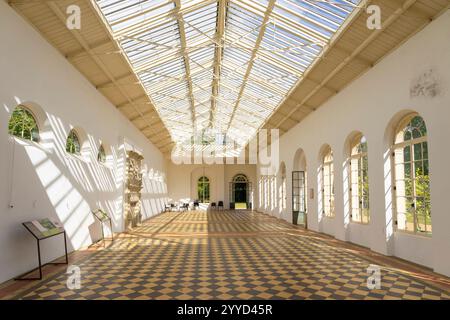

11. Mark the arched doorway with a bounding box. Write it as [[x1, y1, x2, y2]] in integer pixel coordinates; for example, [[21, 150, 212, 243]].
[[230, 174, 251, 210]]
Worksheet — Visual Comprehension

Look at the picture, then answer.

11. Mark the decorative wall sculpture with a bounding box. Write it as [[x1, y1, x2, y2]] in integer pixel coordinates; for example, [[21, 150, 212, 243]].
[[410, 68, 441, 98], [124, 150, 144, 230]]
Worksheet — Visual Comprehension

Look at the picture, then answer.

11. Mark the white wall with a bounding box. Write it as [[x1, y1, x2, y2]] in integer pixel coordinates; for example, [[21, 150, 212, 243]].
[[167, 162, 257, 209], [0, 2, 167, 283], [258, 11, 450, 277]]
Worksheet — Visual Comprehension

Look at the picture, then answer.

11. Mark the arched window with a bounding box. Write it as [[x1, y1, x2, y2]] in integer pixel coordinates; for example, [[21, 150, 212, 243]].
[[270, 175, 276, 211], [349, 135, 370, 224], [233, 174, 248, 183], [321, 147, 335, 218], [8, 106, 39, 142], [66, 129, 81, 155], [197, 176, 210, 203], [98, 144, 106, 163], [393, 115, 431, 235]]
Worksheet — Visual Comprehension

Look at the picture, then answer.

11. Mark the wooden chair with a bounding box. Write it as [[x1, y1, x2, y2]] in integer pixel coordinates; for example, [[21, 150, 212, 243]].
[[218, 201, 224, 210]]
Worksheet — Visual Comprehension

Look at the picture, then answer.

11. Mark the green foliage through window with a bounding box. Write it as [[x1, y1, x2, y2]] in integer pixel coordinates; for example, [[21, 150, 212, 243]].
[[8, 107, 39, 142], [394, 115, 431, 235], [66, 130, 81, 155], [403, 116, 427, 141], [402, 142, 431, 234], [350, 135, 370, 224], [98, 145, 106, 163], [197, 176, 210, 203]]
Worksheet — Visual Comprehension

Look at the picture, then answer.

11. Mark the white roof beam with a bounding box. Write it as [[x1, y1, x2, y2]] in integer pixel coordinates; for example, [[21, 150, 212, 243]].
[[210, 0, 227, 126], [274, 0, 417, 129]]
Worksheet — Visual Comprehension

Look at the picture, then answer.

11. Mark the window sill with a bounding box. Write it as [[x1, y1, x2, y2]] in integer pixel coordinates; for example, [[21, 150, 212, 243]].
[[64, 153, 89, 163], [11, 136, 53, 154], [98, 161, 113, 170], [350, 220, 370, 226], [395, 230, 432, 239]]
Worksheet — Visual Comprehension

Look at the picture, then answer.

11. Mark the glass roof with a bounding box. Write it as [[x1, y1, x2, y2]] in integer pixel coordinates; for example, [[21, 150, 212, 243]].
[[95, 0, 361, 151]]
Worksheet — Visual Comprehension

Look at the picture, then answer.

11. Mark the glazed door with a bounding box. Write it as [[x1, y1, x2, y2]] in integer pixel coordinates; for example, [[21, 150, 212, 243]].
[[292, 171, 307, 227]]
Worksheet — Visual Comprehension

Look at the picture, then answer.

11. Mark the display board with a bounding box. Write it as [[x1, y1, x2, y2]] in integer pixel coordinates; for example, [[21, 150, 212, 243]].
[[16, 218, 68, 280], [92, 209, 114, 245], [23, 218, 64, 239], [92, 209, 110, 222]]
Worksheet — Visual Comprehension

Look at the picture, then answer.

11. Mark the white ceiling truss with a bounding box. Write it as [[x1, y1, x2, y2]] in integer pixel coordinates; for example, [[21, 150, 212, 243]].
[[94, 0, 362, 150], [8, 0, 448, 156]]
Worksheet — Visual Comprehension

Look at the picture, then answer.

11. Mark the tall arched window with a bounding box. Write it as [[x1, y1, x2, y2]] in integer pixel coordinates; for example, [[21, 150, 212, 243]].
[[197, 176, 210, 203], [270, 175, 276, 211], [321, 147, 335, 218], [98, 144, 106, 163], [66, 129, 81, 155], [8, 106, 39, 142], [393, 115, 431, 235], [349, 135, 370, 224]]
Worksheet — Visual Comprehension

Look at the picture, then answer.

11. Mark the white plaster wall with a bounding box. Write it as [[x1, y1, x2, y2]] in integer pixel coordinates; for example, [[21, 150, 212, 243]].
[[166, 162, 257, 209], [258, 11, 450, 276], [0, 3, 167, 283]]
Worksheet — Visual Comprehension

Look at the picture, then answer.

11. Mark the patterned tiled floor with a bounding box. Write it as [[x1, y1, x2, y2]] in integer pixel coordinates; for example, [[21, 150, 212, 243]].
[[3, 210, 450, 300]]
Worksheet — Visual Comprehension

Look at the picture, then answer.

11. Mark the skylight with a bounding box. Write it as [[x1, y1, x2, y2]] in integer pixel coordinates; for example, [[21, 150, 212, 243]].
[[95, 0, 361, 151]]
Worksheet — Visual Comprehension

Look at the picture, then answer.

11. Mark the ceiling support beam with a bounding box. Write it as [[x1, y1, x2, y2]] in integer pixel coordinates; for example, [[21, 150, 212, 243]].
[[113, 0, 216, 39], [210, 0, 227, 128], [47, 1, 167, 144], [96, 72, 135, 89], [333, 44, 373, 67], [175, 0, 196, 134], [147, 132, 172, 144], [274, 0, 418, 128], [87, 0, 173, 148], [131, 114, 161, 126], [65, 38, 112, 60], [116, 94, 148, 109], [129, 110, 157, 122], [189, 58, 283, 111], [225, 0, 277, 132], [241, 0, 371, 150], [307, 78, 339, 94]]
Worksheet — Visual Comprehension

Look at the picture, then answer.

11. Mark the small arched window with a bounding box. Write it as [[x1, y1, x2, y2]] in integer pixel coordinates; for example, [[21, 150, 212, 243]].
[[98, 144, 106, 163], [393, 115, 431, 235], [349, 135, 370, 224], [8, 106, 39, 142], [233, 174, 248, 183], [321, 147, 335, 218], [66, 129, 81, 155], [197, 176, 210, 203]]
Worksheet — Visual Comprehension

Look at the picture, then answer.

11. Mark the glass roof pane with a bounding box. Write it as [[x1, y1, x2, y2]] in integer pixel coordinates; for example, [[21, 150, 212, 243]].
[[95, 0, 361, 150]]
